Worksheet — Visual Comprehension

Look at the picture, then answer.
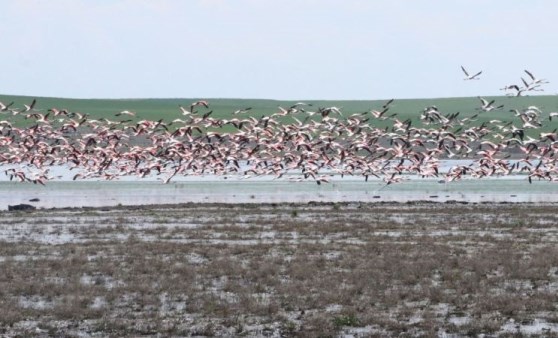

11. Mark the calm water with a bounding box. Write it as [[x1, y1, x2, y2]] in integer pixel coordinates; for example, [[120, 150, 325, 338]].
[[1, 175, 557, 210]]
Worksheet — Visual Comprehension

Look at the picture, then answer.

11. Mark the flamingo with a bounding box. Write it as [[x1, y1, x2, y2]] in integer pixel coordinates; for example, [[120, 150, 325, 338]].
[[461, 66, 482, 80], [524, 69, 549, 85]]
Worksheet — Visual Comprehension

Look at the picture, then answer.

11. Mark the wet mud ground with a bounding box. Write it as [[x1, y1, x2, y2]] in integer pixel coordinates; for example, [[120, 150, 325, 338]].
[[1, 202, 558, 337]]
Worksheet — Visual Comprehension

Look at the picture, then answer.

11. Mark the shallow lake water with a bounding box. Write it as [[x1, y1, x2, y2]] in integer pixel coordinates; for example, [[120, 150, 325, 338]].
[[1, 174, 558, 210]]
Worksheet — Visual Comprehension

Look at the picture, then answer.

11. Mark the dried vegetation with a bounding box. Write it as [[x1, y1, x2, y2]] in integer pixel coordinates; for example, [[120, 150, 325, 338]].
[[1, 202, 558, 337]]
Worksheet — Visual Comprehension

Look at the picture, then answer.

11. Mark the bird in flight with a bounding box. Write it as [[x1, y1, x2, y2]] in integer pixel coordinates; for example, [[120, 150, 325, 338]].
[[461, 66, 482, 80], [478, 97, 503, 112], [524, 69, 548, 85]]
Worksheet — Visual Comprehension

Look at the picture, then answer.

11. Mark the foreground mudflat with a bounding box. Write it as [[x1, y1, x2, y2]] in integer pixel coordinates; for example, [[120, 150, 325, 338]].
[[1, 202, 558, 337]]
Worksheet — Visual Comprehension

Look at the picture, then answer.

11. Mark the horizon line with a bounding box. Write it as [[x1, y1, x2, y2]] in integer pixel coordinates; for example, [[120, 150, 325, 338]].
[[0, 92, 553, 102]]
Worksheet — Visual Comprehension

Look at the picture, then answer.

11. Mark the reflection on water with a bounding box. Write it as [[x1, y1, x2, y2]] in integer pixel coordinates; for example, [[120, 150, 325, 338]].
[[1, 176, 557, 210]]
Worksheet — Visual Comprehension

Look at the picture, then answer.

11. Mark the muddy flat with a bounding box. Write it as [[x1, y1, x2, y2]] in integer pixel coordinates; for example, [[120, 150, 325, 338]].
[[1, 202, 558, 337]]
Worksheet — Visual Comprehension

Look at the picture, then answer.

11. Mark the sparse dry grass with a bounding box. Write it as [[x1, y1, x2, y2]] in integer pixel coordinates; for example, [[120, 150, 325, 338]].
[[1, 202, 558, 336]]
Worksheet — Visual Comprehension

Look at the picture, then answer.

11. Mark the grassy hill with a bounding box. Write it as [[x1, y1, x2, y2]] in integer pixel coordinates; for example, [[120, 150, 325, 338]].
[[1, 94, 557, 130]]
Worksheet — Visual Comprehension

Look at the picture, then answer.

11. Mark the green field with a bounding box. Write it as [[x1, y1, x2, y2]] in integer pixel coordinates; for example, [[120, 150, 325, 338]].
[[1, 94, 558, 130]]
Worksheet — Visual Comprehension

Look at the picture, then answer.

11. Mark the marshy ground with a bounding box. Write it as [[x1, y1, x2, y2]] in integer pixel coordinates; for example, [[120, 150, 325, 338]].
[[1, 202, 558, 337]]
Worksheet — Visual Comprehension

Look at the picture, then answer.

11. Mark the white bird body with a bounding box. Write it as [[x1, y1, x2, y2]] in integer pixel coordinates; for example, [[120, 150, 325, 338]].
[[478, 97, 503, 112], [524, 69, 549, 85], [461, 66, 482, 80]]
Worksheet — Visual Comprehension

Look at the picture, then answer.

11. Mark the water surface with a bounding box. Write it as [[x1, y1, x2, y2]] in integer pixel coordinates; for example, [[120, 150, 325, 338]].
[[2, 175, 557, 210]]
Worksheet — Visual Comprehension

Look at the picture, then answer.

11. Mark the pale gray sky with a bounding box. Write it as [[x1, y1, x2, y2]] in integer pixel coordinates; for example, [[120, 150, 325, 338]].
[[1, 0, 557, 99]]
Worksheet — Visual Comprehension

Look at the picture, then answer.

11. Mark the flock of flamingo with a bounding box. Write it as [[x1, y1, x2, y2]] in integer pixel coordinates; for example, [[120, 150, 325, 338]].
[[0, 69, 556, 186]]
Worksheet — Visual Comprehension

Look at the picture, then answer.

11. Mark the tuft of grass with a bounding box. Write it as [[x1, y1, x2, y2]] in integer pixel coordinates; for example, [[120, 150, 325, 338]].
[[333, 314, 360, 328]]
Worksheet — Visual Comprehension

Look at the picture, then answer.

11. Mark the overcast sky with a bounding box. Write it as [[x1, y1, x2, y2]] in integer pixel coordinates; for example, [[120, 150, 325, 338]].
[[1, 0, 557, 100]]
